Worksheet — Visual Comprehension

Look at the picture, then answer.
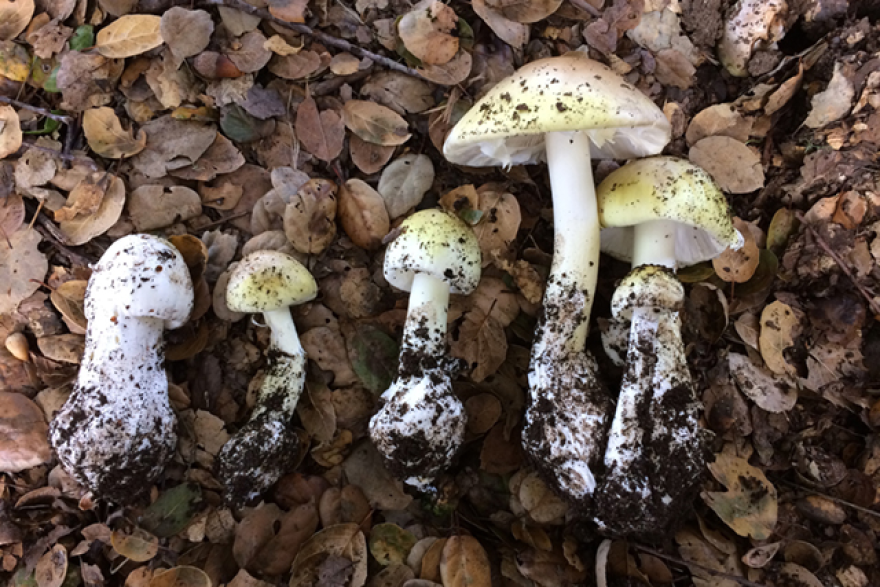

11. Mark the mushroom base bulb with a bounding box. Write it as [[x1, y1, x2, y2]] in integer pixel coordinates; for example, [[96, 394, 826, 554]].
[[369, 373, 466, 491]]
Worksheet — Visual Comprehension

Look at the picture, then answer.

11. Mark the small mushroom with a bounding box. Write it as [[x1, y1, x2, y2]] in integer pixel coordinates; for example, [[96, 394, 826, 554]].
[[593, 157, 742, 534], [369, 209, 480, 490], [49, 234, 194, 503], [217, 250, 317, 507], [443, 52, 671, 508], [718, 0, 788, 77]]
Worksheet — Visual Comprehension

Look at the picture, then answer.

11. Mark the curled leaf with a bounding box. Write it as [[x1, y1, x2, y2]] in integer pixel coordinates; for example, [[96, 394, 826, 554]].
[[96, 15, 163, 58]]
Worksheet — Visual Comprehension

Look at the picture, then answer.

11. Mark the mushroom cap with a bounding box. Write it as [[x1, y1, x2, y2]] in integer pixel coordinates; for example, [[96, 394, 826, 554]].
[[226, 250, 317, 313], [611, 265, 684, 320], [598, 157, 744, 267], [87, 234, 194, 330], [384, 209, 481, 296], [443, 52, 671, 168]]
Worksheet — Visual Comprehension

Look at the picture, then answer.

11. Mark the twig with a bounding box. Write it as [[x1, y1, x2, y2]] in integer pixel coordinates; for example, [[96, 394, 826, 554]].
[[777, 479, 880, 520], [631, 544, 769, 587], [198, 209, 250, 229], [198, 0, 429, 82], [16, 142, 98, 169], [0, 96, 73, 124], [795, 212, 880, 316]]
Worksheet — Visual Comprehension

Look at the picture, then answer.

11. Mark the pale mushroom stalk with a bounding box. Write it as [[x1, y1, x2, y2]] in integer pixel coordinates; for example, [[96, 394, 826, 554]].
[[217, 250, 317, 507], [631, 219, 678, 270], [369, 209, 481, 491]]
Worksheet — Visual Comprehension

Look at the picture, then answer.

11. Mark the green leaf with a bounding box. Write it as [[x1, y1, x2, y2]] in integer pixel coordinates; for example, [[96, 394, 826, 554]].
[[43, 65, 60, 93], [767, 208, 799, 254], [457, 18, 475, 50], [734, 248, 778, 296], [23, 112, 61, 135], [70, 25, 95, 51], [139, 483, 203, 538], [10, 568, 37, 587], [220, 104, 268, 143], [368, 523, 417, 565], [458, 208, 483, 226], [677, 261, 716, 283], [348, 324, 398, 395]]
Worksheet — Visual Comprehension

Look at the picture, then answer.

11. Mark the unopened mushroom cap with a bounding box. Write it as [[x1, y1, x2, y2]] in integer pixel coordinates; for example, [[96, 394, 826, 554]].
[[598, 157, 744, 266], [443, 52, 671, 167], [611, 265, 684, 320], [226, 250, 317, 313], [384, 209, 480, 295], [87, 234, 194, 330]]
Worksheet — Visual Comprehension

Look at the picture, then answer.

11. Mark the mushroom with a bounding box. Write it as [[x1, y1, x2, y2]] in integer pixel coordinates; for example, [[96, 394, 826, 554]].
[[593, 157, 742, 534], [443, 52, 671, 506], [217, 250, 317, 507], [369, 209, 480, 490], [717, 0, 788, 77], [49, 234, 193, 503]]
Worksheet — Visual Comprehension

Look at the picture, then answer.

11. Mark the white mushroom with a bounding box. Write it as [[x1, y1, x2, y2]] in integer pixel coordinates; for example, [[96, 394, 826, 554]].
[[369, 209, 480, 490], [594, 157, 742, 534], [443, 52, 670, 507], [718, 0, 788, 77], [49, 234, 194, 503], [217, 250, 317, 507]]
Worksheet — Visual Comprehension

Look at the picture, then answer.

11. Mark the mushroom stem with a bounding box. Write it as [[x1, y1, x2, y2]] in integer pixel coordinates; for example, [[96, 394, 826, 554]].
[[76, 314, 165, 392], [632, 219, 678, 269], [401, 272, 450, 362], [263, 307, 304, 357], [543, 130, 599, 353]]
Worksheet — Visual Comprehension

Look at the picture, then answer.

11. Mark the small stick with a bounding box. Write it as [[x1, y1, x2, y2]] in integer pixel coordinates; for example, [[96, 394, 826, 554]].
[[0, 96, 73, 124], [778, 479, 880, 520], [631, 544, 769, 587], [795, 212, 880, 317], [16, 142, 98, 169], [199, 0, 429, 81]]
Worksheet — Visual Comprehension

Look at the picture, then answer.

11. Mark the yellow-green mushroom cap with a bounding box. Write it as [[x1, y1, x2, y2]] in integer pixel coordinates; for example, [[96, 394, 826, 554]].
[[384, 209, 481, 295], [443, 52, 671, 168], [598, 157, 744, 267], [226, 250, 317, 313]]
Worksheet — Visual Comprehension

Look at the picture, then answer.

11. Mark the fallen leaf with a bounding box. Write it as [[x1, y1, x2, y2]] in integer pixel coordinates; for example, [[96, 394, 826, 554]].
[[741, 542, 780, 568], [345, 323, 398, 394], [0, 192, 25, 236], [228, 30, 272, 73], [450, 307, 507, 383], [0, 391, 52, 471], [130, 116, 216, 178], [342, 441, 412, 510], [343, 100, 411, 147], [0, 104, 22, 158], [298, 382, 337, 443], [675, 527, 743, 587], [465, 394, 502, 435], [283, 178, 337, 254], [35, 544, 67, 587], [398, 0, 459, 66], [96, 15, 163, 59], [250, 503, 320, 576], [348, 134, 395, 175], [269, 0, 310, 23], [0, 0, 34, 41], [50, 280, 87, 331], [804, 62, 855, 129], [111, 528, 160, 562], [149, 566, 211, 587], [377, 154, 434, 219], [139, 483, 203, 538], [440, 536, 491, 587], [0, 228, 48, 314], [473, 186, 521, 268], [486, 0, 563, 23], [689, 136, 764, 194], [128, 185, 202, 231], [729, 352, 797, 413], [472, 0, 529, 48], [713, 218, 759, 283], [369, 524, 417, 566], [269, 50, 323, 80], [296, 95, 345, 163], [289, 524, 368, 587], [37, 334, 85, 364], [170, 133, 245, 181], [759, 301, 800, 378], [516, 471, 568, 524], [360, 72, 434, 115], [160, 7, 213, 60], [417, 50, 472, 86], [685, 103, 752, 146], [82, 107, 146, 158], [703, 453, 778, 539], [319, 485, 371, 528], [338, 179, 391, 250]]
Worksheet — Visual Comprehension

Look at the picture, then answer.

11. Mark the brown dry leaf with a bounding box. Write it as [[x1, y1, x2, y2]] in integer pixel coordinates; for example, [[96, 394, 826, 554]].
[[685, 104, 753, 146], [439, 185, 479, 214], [0, 391, 52, 471], [417, 50, 472, 86], [465, 394, 501, 435], [160, 7, 213, 60], [284, 178, 337, 255], [289, 524, 368, 587], [450, 307, 507, 383], [343, 100, 411, 147], [269, 51, 323, 80], [170, 133, 245, 182], [804, 62, 855, 129], [250, 503, 320, 576], [0, 104, 22, 158], [703, 453, 778, 540], [54, 177, 105, 222], [128, 185, 202, 231], [398, 0, 459, 66], [440, 536, 491, 587], [51, 280, 88, 331], [269, 0, 310, 23], [377, 154, 434, 219], [655, 49, 696, 89], [82, 107, 147, 159], [369, 523, 417, 566], [472, 0, 529, 48], [367, 564, 413, 587], [330, 53, 360, 75], [228, 30, 272, 73], [149, 566, 211, 587], [0, 0, 34, 41], [298, 382, 337, 443], [35, 544, 67, 587], [360, 72, 434, 115], [713, 218, 758, 283], [296, 95, 345, 163], [517, 547, 587, 586], [0, 192, 25, 236], [480, 422, 523, 474], [741, 542, 780, 568], [338, 178, 390, 250], [342, 441, 412, 510], [728, 352, 797, 413], [516, 471, 568, 524], [58, 175, 125, 246], [199, 182, 243, 210], [474, 186, 521, 268], [301, 326, 358, 387], [111, 528, 160, 562], [349, 135, 395, 175], [96, 15, 163, 59], [37, 334, 85, 364], [486, 0, 562, 23], [689, 136, 764, 194], [675, 527, 743, 587], [0, 228, 48, 314], [759, 300, 800, 378], [130, 116, 216, 178]]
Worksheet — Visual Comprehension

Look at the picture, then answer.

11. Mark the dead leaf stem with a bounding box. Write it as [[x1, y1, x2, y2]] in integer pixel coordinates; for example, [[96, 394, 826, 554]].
[[199, 0, 430, 82]]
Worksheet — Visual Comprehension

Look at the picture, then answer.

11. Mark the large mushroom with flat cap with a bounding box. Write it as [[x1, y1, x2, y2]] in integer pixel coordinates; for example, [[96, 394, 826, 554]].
[[369, 209, 480, 491], [50, 234, 194, 503], [443, 51, 671, 507], [216, 250, 317, 507], [593, 157, 742, 535]]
